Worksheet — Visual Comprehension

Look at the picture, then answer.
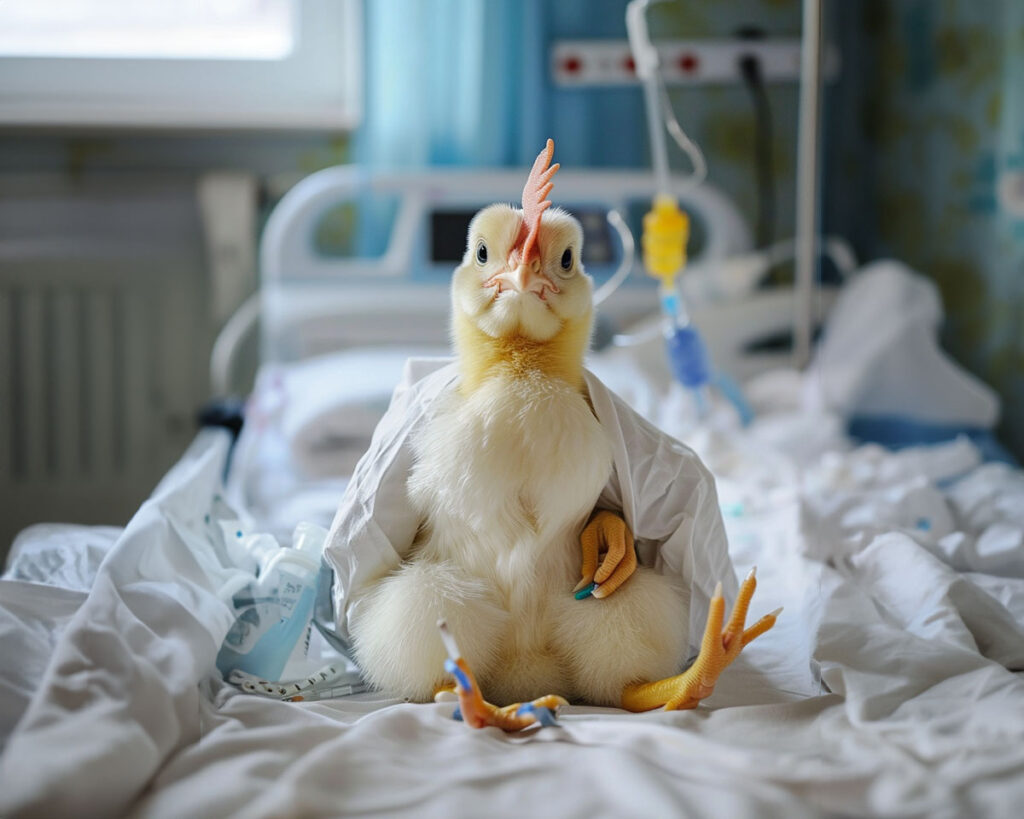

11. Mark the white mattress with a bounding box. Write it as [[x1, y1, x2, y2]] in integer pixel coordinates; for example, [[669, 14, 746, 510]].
[[2, 399, 1024, 817]]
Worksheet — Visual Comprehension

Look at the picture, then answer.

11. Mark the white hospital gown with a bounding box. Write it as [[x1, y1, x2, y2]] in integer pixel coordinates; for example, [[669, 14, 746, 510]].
[[324, 358, 737, 660]]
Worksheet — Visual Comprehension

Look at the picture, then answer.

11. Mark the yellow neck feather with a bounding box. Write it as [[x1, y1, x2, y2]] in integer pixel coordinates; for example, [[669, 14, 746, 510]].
[[453, 310, 592, 394]]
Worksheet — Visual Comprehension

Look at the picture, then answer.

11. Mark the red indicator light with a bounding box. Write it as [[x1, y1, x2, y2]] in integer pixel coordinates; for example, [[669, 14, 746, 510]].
[[562, 56, 582, 74], [679, 53, 698, 72]]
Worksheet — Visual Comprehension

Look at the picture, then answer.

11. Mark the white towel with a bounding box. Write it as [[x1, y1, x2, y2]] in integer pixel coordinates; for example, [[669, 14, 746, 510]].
[[809, 260, 1000, 427]]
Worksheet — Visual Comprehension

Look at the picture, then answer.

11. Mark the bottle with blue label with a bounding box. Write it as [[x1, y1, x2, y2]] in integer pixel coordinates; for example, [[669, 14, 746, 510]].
[[216, 521, 326, 683]]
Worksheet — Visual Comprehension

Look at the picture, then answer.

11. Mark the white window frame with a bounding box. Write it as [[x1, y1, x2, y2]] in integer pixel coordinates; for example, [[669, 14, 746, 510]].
[[0, 0, 361, 131]]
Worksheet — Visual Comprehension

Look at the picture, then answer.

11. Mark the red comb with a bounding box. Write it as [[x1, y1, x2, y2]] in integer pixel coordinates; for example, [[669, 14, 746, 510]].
[[516, 138, 560, 265]]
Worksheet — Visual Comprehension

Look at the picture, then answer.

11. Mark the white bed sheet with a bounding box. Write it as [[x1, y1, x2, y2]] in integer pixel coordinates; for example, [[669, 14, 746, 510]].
[[2, 411, 1024, 817]]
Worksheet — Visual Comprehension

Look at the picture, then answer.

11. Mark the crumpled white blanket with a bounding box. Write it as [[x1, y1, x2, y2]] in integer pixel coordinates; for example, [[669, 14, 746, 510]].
[[0, 525, 122, 744], [2, 424, 1024, 817]]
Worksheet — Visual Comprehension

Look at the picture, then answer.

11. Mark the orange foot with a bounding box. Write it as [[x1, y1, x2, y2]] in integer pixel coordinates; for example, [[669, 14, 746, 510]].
[[621, 567, 781, 712], [437, 621, 567, 732]]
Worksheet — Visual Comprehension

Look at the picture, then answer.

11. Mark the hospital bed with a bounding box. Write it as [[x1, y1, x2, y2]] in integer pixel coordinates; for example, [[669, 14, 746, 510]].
[[2, 166, 1023, 819]]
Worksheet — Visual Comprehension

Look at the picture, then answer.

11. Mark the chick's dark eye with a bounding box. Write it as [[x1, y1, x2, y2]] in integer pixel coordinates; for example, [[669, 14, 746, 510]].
[[476, 242, 488, 264], [561, 248, 573, 270]]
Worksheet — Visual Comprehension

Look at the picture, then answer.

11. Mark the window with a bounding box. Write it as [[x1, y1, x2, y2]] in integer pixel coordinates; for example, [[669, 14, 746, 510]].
[[0, 0, 361, 129]]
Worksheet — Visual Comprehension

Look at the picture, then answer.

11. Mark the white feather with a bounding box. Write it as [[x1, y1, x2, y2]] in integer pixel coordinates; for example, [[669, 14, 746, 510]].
[[351, 368, 689, 705], [350, 207, 689, 706]]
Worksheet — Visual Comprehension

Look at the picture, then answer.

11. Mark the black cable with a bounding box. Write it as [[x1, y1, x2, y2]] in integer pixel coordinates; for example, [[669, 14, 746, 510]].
[[738, 41, 777, 250]]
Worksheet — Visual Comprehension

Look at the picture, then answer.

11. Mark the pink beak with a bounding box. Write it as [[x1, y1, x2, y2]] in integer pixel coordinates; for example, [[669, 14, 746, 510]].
[[485, 256, 559, 300]]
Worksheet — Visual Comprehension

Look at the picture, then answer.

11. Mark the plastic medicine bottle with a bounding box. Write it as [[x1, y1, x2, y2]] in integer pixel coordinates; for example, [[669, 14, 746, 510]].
[[216, 522, 326, 682]]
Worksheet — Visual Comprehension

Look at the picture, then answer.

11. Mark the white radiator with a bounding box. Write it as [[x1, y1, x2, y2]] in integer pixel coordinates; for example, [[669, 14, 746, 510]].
[[0, 180, 211, 553]]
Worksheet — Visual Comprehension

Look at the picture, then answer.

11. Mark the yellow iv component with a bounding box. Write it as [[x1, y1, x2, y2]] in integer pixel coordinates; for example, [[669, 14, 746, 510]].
[[641, 194, 690, 285]]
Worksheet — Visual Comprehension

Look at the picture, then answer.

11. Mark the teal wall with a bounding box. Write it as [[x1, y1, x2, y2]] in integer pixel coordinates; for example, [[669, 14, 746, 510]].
[[829, 0, 1024, 458]]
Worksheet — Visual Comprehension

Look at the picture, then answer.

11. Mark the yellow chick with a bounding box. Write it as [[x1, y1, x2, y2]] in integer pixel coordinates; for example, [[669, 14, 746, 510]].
[[347, 141, 775, 728]]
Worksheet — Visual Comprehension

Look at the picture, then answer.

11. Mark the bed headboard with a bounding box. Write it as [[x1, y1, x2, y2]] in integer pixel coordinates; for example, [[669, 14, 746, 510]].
[[256, 167, 752, 363], [212, 165, 840, 395]]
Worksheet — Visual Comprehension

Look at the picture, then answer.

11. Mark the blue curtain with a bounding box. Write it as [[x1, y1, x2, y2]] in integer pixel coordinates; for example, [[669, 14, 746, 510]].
[[357, 0, 543, 168], [356, 0, 653, 170]]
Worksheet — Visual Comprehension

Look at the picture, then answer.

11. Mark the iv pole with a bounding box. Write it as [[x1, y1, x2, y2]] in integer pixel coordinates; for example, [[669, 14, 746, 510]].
[[794, 0, 823, 368]]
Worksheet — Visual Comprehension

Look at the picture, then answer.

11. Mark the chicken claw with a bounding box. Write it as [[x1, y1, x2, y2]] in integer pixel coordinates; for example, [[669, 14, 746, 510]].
[[620, 567, 780, 712], [438, 620, 567, 732], [575, 510, 637, 600]]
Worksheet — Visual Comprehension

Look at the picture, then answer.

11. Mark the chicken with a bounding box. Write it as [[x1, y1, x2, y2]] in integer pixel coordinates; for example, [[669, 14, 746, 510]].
[[347, 140, 777, 728]]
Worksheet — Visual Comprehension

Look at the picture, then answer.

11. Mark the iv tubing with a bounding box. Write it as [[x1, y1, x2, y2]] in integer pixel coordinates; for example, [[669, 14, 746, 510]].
[[626, 0, 708, 194], [627, 0, 671, 197], [645, 59, 671, 198]]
